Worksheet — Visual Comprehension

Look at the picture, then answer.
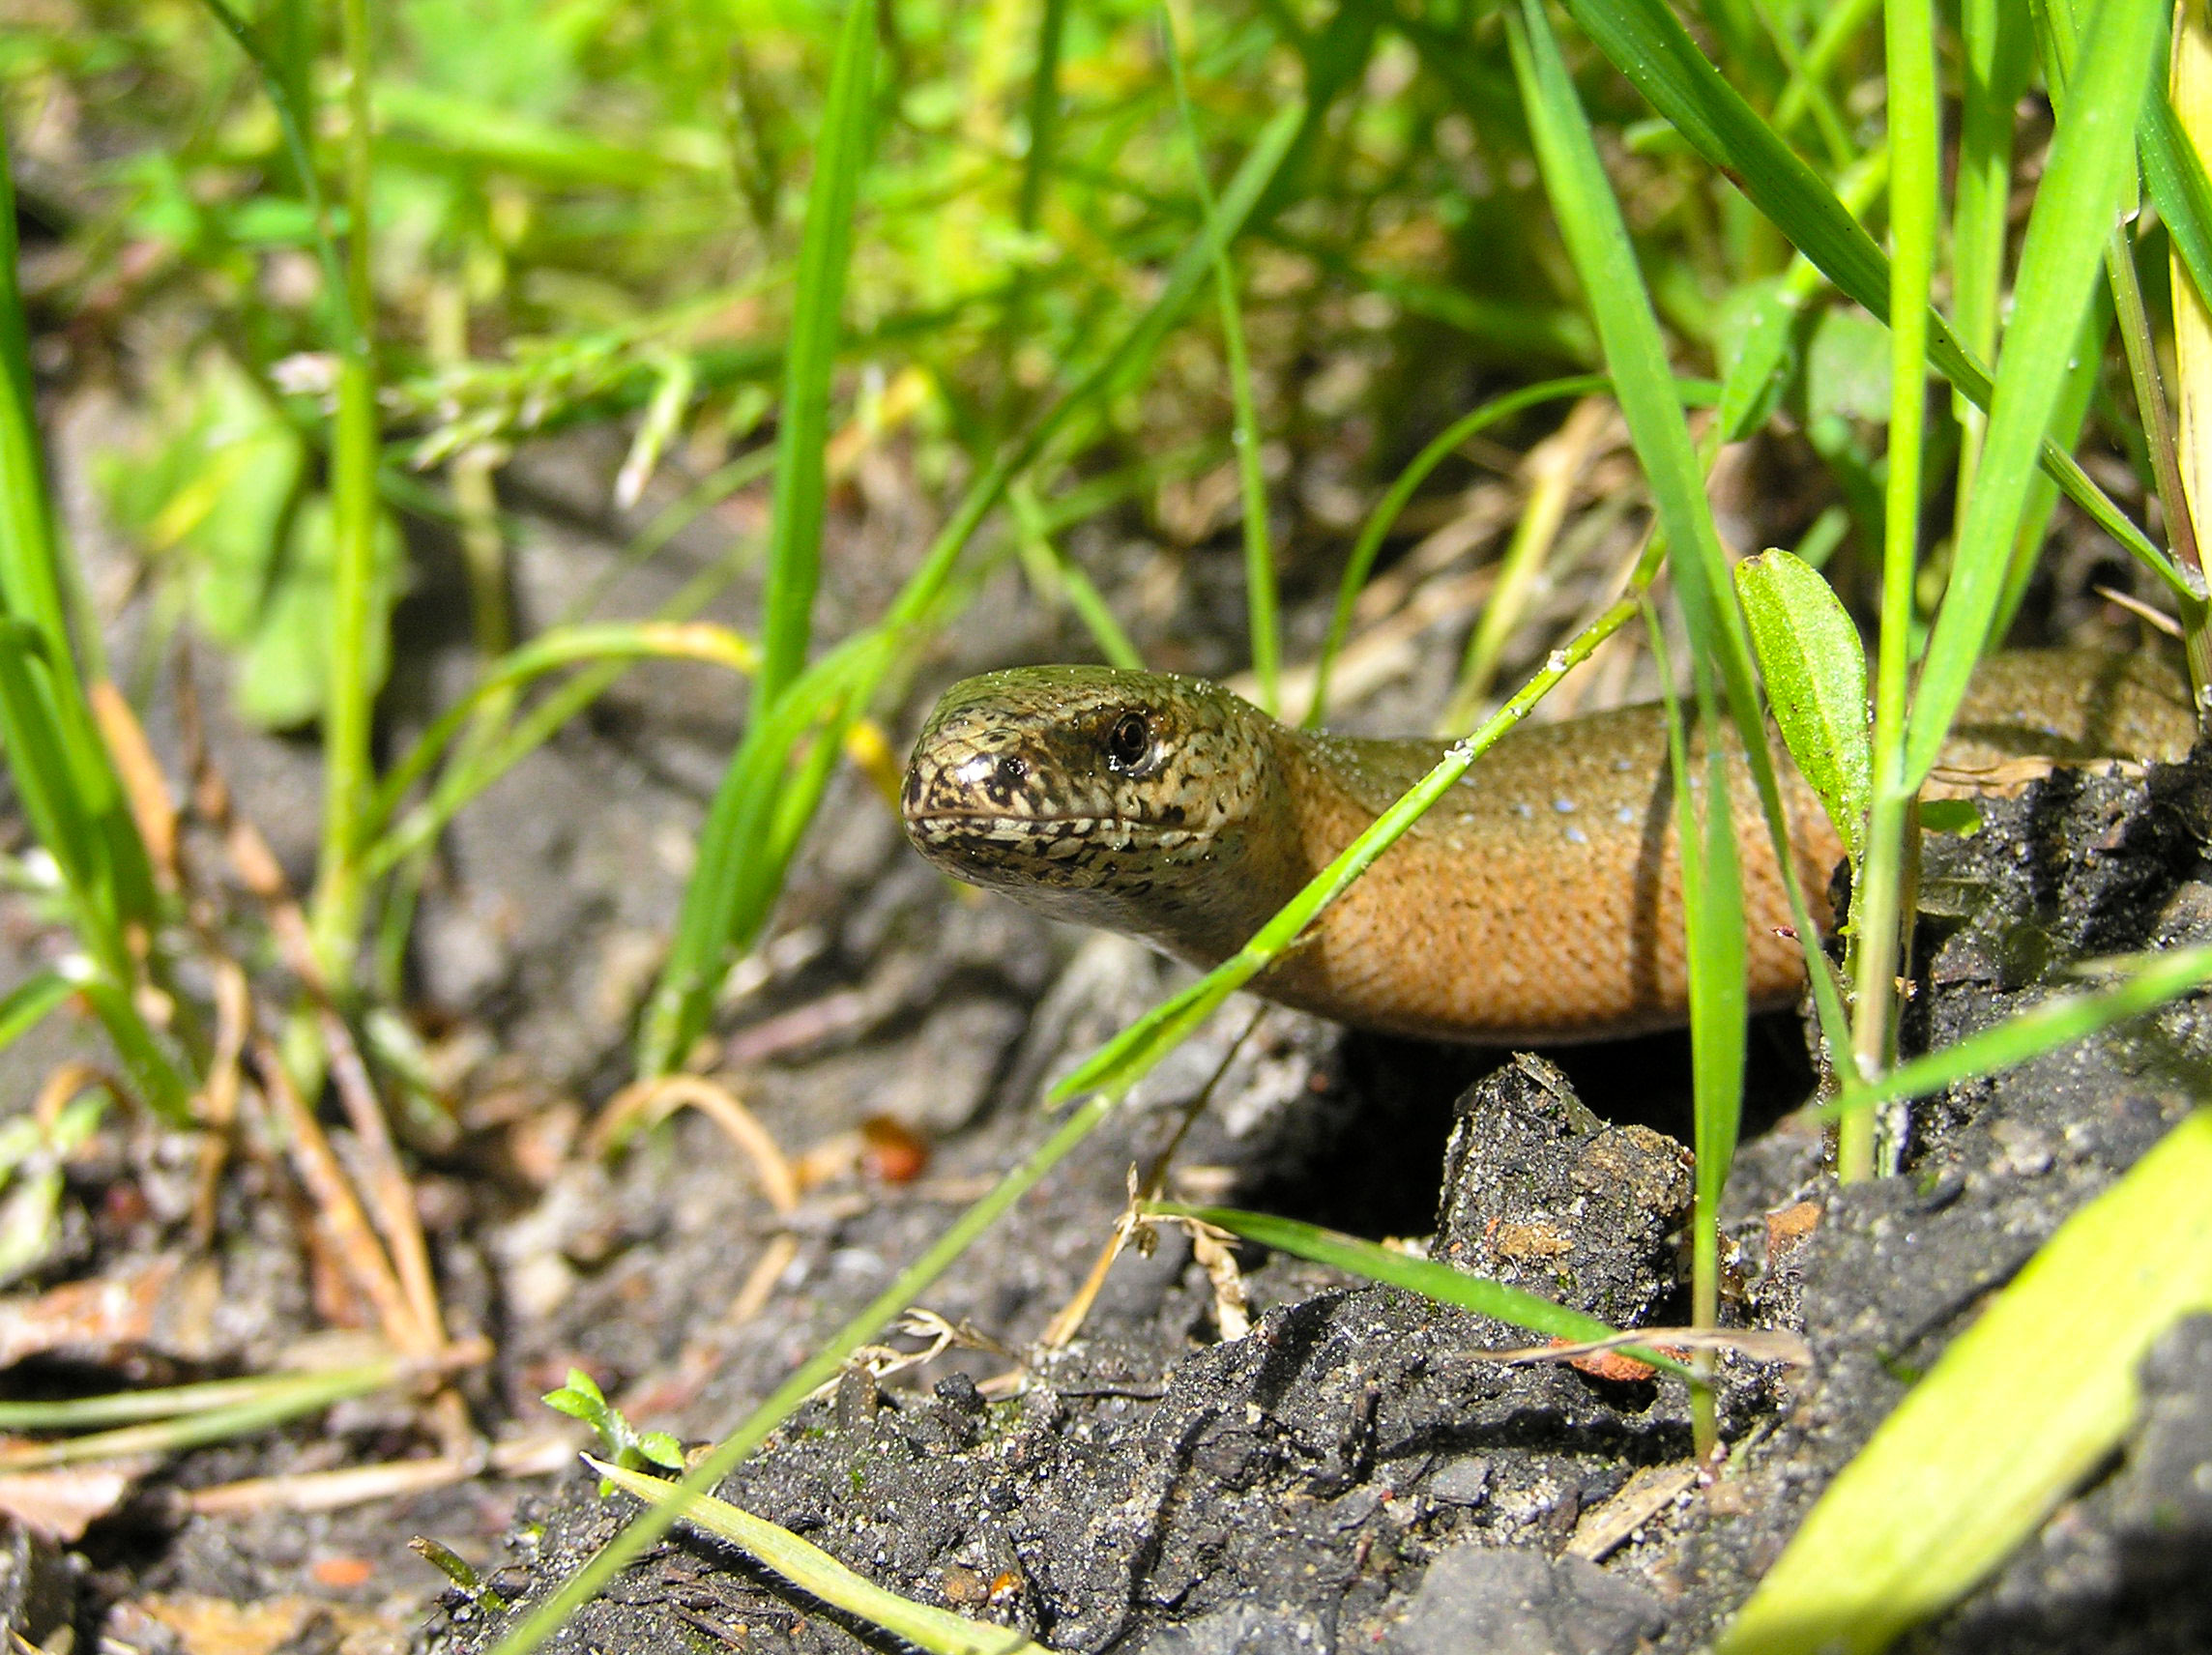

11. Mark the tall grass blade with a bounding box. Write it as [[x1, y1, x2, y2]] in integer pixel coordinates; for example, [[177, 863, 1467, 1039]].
[[0, 130, 157, 946], [1904, 0, 2162, 787], [756, 0, 879, 708], [1649, 626, 1745, 1457], [1557, 0, 2179, 592], [2144, 93, 2212, 316], [1836, 0, 1939, 1181], [304, 0, 390, 989], [639, 102, 1306, 1075], [1163, 8, 1279, 711], [1952, 0, 2029, 505]]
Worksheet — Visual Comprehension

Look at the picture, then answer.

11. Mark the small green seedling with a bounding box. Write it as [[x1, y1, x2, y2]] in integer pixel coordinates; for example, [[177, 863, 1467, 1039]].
[[541, 1368, 685, 1492], [0, 1082, 108, 1287]]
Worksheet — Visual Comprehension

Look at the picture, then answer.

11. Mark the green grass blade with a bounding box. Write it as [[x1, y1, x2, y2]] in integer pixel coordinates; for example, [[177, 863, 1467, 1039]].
[[0, 971, 73, 1056], [641, 629, 896, 1072], [2143, 91, 2212, 316], [1644, 619, 1746, 1456], [0, 1359, 405, 1431], [0, 627, 109, 941], [0, 125, 155, 944], [639, 103, 1306, 1076], [1143, 1203, 1690, 1377], [66, 973, 193, 1127], [1557, 0, 2179, 593], [1837, 0, 1940, 1180], [1719, 1107, 2212, 1655], [0, 1363, 394, 1469], [1507, 0, 1761, 754], [301, 0, 389, 994], [1904, 0, 2162, 788], [1163, 7, 1278, 712], [1851, 945, 2212, 1113], [1952, 0, 2029, 504], [1507, 0, 1775, 1059], [756, 0, 879, 709], [590, 1460, 1049, 1655]]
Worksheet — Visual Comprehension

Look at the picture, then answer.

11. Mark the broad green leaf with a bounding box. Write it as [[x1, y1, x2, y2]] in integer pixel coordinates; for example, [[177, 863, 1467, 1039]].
[[1721, 1108, 2212, 1654], [1736, 550, 1869, 863], [235, 495, 404, 732]]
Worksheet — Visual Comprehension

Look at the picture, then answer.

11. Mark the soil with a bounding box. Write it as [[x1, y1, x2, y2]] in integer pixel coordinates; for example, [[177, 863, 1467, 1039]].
[[0, 410, 2207, 1654]]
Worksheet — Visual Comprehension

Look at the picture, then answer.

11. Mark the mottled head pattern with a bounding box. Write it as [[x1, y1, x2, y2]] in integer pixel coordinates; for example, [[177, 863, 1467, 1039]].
[[901, 666, 1298, 957]]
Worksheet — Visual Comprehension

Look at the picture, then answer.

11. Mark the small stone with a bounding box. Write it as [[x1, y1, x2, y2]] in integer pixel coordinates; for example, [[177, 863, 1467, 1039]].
[[1382, 1545, 1666, 1655]]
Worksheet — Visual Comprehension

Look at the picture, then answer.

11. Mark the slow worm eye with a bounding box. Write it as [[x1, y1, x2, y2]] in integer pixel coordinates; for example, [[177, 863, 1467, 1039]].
[[1105, 711, 1153, 771]]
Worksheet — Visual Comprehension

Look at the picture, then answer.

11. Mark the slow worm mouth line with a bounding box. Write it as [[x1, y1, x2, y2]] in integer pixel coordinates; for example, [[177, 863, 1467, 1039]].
[[907, 810, 1132, 835]]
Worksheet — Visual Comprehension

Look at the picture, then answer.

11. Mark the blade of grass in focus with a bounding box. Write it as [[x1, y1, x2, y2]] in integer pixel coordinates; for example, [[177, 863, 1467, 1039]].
[[1836, 0, 1939, 1181], [1645, 620, 1746, 1460], [1951, 0, 2029, 508], [1903, 0, 2163, 785], [1558, 0, 2186, 599]]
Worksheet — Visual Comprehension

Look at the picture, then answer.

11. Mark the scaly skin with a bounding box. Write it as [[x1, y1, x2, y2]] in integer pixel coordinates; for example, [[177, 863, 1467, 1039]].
[[900, 653, 2197, 1042]]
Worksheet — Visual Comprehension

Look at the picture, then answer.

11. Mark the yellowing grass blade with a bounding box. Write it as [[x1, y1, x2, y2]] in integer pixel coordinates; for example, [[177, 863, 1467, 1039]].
[[1720, 1108, 2212, 1654]]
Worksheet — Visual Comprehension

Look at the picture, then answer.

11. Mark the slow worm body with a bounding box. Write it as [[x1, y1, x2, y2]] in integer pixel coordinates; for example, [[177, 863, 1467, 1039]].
[[900, 653, 2197, 1042]]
